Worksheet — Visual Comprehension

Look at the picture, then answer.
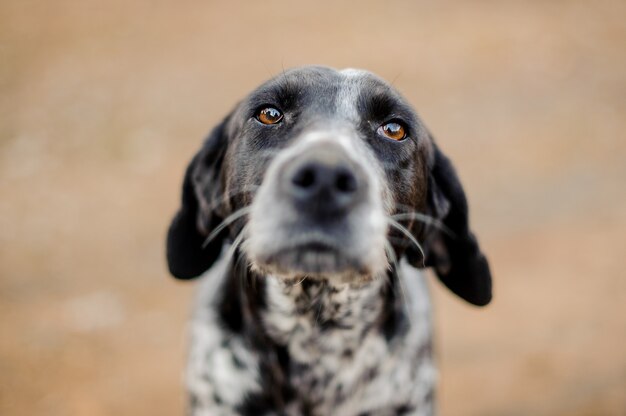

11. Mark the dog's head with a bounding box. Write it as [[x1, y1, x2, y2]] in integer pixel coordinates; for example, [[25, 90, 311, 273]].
[[166, 66, 491, 306]]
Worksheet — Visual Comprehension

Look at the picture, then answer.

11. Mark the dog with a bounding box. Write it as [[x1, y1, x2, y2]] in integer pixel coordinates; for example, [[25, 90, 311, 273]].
[[166, 66, 492, 416]]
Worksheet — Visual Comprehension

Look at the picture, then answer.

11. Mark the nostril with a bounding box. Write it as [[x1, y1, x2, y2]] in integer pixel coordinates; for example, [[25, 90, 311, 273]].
[[292, 167, 316, 189], [335, 170, 357, 194]]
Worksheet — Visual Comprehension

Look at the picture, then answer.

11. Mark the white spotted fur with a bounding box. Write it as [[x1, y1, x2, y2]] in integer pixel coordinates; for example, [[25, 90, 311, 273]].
[[187, 256, 436, 415]]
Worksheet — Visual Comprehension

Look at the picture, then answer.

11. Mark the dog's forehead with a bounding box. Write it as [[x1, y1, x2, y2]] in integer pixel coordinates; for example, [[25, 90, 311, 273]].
[[246, 66, 403, 119], [268, 66, 388, 90]]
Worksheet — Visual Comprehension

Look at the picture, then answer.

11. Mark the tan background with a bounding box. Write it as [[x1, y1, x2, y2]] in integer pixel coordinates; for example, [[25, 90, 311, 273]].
[[1, 1, 625, 415]]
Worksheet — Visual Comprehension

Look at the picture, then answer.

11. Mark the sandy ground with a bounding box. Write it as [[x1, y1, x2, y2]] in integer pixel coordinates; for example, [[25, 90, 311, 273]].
[[1, 1, 625, 415]]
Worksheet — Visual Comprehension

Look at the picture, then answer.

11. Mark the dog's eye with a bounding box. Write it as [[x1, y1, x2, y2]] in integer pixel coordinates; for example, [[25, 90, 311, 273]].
[[378, 121, 407, 141], [257, 107, 283, 125]]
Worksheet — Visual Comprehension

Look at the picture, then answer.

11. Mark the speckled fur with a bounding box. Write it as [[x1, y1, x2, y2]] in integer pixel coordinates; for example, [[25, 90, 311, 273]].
[[187, 258, 435, 416]]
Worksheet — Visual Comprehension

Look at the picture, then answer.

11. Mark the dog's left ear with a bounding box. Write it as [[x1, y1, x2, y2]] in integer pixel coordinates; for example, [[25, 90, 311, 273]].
[[416, 140, 493, 306], [166, 117, 230, 279]]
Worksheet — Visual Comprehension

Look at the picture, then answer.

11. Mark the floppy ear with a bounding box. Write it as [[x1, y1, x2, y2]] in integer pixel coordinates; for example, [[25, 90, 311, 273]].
[[421, 141, 492, 306], [166, 118, 230, 279]]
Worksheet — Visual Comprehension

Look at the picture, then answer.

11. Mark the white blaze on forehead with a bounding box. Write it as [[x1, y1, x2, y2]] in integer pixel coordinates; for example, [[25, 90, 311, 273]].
[[340, 68, 369, 77], [336, 68, 368, 122]]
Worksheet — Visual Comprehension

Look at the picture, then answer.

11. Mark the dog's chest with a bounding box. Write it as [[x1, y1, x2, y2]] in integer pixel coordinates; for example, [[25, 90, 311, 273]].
[[186, 261, 436, 416], [264, 277, 435, 415]]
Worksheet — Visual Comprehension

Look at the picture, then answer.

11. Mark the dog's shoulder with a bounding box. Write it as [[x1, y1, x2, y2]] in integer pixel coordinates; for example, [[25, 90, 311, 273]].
[[185, 258, 264, 412]]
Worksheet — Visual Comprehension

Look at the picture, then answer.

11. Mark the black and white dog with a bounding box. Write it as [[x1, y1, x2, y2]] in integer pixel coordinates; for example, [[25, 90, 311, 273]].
[[166, 66, 492, 416]]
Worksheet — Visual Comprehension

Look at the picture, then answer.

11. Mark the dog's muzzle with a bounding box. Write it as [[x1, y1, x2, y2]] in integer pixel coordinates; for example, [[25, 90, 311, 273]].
[[244, 137, 388, 279]]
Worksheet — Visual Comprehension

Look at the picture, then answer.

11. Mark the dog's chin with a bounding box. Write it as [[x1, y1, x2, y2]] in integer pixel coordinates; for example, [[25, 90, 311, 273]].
[[251, 244, 377, 282]]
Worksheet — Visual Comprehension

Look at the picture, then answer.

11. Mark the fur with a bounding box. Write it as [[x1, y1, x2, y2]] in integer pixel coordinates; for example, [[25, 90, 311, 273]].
[[166, 66, 492, 415]]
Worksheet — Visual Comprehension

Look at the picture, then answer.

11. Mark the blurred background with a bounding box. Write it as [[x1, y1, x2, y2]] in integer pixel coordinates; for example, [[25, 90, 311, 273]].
[[1, 1, 624, 415]]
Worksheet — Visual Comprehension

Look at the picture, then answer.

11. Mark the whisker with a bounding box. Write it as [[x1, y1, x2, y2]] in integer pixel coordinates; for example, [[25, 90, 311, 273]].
[[202, 206, 253, 248], [392, 202, 426, 214], [390, 212, 452, 236], [387, 218, 426, 267], [225, 224, 248, 266], [203, 185, 259, 214], [382, 242, 398, 289], [289, 275, 309, 287], [391, 202, 455, 237], [237, 242, 252, 290], [383, 240, 398, 273], [224, 224, 252, 291]]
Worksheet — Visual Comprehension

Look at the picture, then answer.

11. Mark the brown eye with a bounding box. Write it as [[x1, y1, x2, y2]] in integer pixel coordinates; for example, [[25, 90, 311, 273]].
[[379, 121, 406, 141], [257, 107, 283, 125]]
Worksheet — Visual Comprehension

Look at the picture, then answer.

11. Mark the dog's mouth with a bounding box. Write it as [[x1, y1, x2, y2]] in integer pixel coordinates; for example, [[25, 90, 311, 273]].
[[254, 239, 370, 277]]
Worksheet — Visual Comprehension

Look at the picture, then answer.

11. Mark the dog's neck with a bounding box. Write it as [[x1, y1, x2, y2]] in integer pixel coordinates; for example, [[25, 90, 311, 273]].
[[216, 257, 407, 353], [205, 256, 422, 411], [263, 277, 388, 349]]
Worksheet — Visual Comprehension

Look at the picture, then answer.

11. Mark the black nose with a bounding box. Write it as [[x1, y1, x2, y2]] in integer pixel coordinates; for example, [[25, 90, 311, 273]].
[[288, 159, 363, 217]]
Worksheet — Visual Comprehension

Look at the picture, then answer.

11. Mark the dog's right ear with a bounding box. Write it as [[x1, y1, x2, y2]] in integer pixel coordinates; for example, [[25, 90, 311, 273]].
[[166, 117, 230, 279]]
